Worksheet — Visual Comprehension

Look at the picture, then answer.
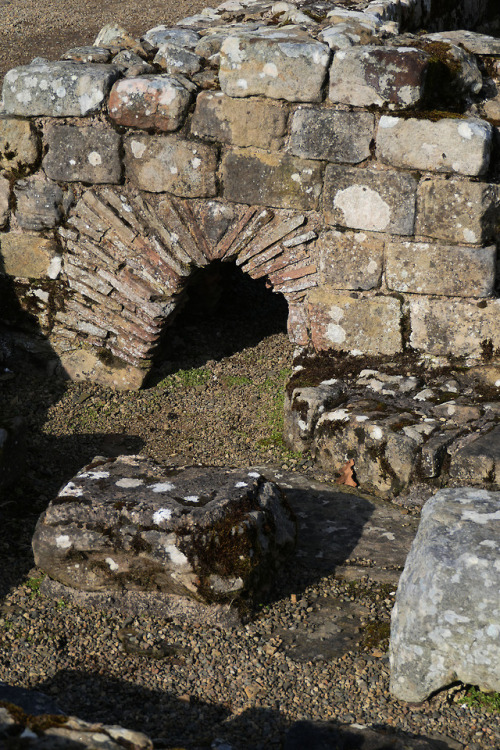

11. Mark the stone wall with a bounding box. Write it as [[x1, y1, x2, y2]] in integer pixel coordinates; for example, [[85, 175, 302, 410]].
[[0, 0, 499, 387]]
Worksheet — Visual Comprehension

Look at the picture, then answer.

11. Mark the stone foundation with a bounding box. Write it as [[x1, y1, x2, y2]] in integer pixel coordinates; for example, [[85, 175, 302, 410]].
[[0, 0, 498, 388]]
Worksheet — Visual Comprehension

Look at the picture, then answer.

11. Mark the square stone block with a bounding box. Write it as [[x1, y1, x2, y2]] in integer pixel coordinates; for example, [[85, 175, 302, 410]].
[[0, 118, 39, 174], [318, 229, 383, 290], [323, 165, 417, 235], [0, 233, 61, 279], [108, 76, 192, 131], [290, 108, 375, 163], [43, 125, 122, 184]]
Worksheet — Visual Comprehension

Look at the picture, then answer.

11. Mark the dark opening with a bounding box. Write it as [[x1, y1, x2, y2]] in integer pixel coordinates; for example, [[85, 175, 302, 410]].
[[147, 260, 289, 381]]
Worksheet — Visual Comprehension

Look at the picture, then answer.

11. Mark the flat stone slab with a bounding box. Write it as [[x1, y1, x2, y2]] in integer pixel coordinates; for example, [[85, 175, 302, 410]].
[[32, 457, 296, 606], [390, 487, 500, 703]]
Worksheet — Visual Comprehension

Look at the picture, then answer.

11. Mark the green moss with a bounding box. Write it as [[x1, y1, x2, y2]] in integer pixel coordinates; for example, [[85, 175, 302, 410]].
[[462, 686, 500, 713], [361, 620, 391, 650]]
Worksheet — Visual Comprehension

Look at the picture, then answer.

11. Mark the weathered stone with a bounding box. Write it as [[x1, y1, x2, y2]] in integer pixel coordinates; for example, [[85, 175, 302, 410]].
[[425, 29, 500, 57], [94, 23, 145, 55], [32, 457, 296, 604], [323, 166, 417, 235], [124, 135, 217, 197], [318, 230, 384, 290], [154, 43, 203, 76], [448, 425, 500, 484], [284, 381, 346, 451], [377, 116, 493, 176], [219, 35, 331, 102], [328, 46, 429, 108], [108, 76, 191, 131], [14, 177, 64, 231], [142, 26, 200, 51], [308, 289, 402, 355], [417, 178, 499, 245], [386, 240, 496, 297], [61, 46, 112, 63], [0, 176, 9, 228], [290, 108, 375, 164], [409, 297, 500, 358], [2, 62, 120, 116], [0, 233, 61, 279], [43, 125, 122, 184], [111, 50, 154, 75], [191, 91, 288, 150], [0, 118, 39, 174], [222, 148, 323, 210], [60, 348, 147, 389], [390, 487, 500, 702]]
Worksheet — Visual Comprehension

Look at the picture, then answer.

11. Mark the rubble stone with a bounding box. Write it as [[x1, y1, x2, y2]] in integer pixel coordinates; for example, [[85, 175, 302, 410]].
[[14, 177, 64, 231], [318, 230, 384, 290], [284, 381, 347, 452], [154, 43, 203, 76], [0, 176, 9, 228], [43, 125, 122, 183], [0, 233, 61, 279], [108, 76, 192, 131], [290, 108, 375, 163], [449, 425, 500, 484]]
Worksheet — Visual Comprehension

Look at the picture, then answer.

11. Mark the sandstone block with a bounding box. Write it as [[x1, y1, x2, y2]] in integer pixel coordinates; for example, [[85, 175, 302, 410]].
[[416, 178, 499, 244], [386, 241, 496, 297], [409, 297, 500, 358], [0, 118, 39, 174], [154, 43, 203, 76], [43, 125, 122, 184], [60, 348, 147, 389], [32, 457, 296, 604], [0, 176, 9, 228], [290, 108, 375, 163], [308, 289, 402, 355], [219, 35, 331, 102], [323, 166, 417, 235], [14, 177, 64, 231], [0, 233, 61, 279], [328, 46, 429, 108], [318, 230, 383, 290], [124, 135, 217, 197], [390, 487, 500, 702], [377, 116, 492, 176], [108, 76, 192, 131], [2, 62, 119, 116], [191, 91, 288, 150], [222, 148, 323, 210]]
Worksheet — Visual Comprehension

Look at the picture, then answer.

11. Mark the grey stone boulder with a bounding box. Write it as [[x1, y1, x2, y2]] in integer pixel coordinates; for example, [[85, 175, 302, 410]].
[[32, 456, 296, 605], [390, 487, 500, 702], [2, 62, 120, 117]]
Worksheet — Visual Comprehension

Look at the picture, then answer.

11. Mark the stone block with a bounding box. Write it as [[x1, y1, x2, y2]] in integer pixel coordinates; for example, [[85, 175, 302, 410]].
[[219, 35, 331, 102], [60, 348, 147, 390], [386, 240, 496, 297], [108, 76, 192, 131], [328, 46, 429, 108], [43, 125, 122, 184], [142, 26, 200, 51], [290, 108, 375, 164], [0, 177, 9, 228], [124, 135, 217, 197], [449, 425, 500, 484], [2, 62, 119, 117], [377, 116, 493, 176], [318, 230, 384, 290], [221, 148, 323, 210], [416, 178, 499, 244], [0, 233, 61, 279], [390, 487, 500, 702], [409, 297, 500, 358], [14, 177, 64, 231], [323, 166, 417, 235], [308, 288, 402, 355], [0, 118, 39, 174], [284, 381, 346, 452], [32, 457, 296, 604], [191, 91, 288, 150], [154, 43, 203, 76], [62, 46, 112, 63]]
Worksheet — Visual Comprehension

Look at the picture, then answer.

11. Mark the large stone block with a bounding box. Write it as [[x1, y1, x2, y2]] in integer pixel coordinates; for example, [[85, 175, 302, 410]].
[[386, 240, 496, 297], [409, 297, 500, 357], [14, 177, 64, 231], [32, 456, 296, 605], [308, 289, 402, 355], [328, 46, 429, 108], [318, 230, 384, 290], [124, 135, 218, 197], [108, 76, 192, 131], [43, 125, 122, 184], [323, 166, 417, 235], [290, 108, 375, 163], [416, 178, 499, 244], [191, 91, 288, 150], [390, 487, 500, 702], [0, 233, 61, 279], [219, 35, 331, 102], [0, 118, 39, 174], [221, 148, 323, 210], [377, 116, 493, 176], [2, 62, 119, 116]]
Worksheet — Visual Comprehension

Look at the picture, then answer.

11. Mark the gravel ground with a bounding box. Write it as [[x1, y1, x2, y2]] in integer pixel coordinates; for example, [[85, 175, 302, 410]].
[[0, 1, 499, 747]]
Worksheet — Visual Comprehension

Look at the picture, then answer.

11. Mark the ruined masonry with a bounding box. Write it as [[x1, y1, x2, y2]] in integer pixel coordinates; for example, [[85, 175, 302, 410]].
[[0, 0, 498, 390]]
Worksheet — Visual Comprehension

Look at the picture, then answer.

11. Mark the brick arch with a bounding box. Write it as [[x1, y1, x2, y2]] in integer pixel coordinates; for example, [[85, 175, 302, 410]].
[[56, 187, 319, 383]]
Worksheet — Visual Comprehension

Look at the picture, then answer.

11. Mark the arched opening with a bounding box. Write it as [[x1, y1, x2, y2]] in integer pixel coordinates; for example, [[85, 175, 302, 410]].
[[147, 260, 289, 383]]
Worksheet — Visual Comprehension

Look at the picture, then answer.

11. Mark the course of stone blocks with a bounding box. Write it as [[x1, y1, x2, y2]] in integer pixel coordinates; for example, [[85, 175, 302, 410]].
[[0, 0, 498, 388]]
